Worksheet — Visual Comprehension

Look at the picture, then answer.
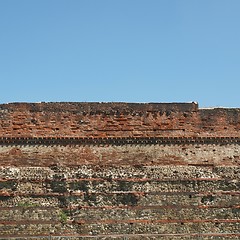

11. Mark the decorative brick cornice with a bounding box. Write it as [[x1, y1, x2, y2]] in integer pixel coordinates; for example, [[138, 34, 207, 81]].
[[0, 136, 240, 145]]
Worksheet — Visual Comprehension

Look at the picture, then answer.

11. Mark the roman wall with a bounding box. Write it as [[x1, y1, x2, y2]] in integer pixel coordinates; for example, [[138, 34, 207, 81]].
[[0, 102, 239, 239]]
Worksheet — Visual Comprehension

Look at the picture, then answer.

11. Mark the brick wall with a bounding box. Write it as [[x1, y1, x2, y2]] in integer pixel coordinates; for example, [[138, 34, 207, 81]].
[[0, 102, 239, 239], [0, 102, 240, 138]]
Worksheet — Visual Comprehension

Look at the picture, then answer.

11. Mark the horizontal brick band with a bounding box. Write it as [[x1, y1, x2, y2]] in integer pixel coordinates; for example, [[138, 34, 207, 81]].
[[0, 233, 240, 239], [1, 219, 240, 225]]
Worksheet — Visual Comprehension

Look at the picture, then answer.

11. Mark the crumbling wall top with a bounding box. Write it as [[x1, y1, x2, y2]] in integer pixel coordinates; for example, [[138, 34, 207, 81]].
[[0, 102, 198, 113]]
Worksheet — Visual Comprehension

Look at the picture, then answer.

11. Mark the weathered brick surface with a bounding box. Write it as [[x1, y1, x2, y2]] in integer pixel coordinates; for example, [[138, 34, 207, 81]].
[[0, 142, 240, 167], [0, 102, 239, 239], [0, 102, 240, 138]]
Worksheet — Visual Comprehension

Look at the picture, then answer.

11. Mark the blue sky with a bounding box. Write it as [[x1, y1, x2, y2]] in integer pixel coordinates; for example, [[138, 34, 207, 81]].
[[0, 0, 240, 107]]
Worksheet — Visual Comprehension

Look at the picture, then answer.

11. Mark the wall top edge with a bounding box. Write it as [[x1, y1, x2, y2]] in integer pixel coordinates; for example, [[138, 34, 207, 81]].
[[0, 102, 199, 113], [2, 102, 240, 114]]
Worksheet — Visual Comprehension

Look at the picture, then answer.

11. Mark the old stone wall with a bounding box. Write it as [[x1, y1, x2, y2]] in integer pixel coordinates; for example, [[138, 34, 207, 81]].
[[0, 102, 239, 239]]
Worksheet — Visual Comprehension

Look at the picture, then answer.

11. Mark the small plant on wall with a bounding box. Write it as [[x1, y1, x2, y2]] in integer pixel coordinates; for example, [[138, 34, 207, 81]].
[[59, 210, 68, 223]]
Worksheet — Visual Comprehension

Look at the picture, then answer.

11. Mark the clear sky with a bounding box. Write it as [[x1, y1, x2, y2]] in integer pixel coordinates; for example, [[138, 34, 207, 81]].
[[0, 0, 240, 107]]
